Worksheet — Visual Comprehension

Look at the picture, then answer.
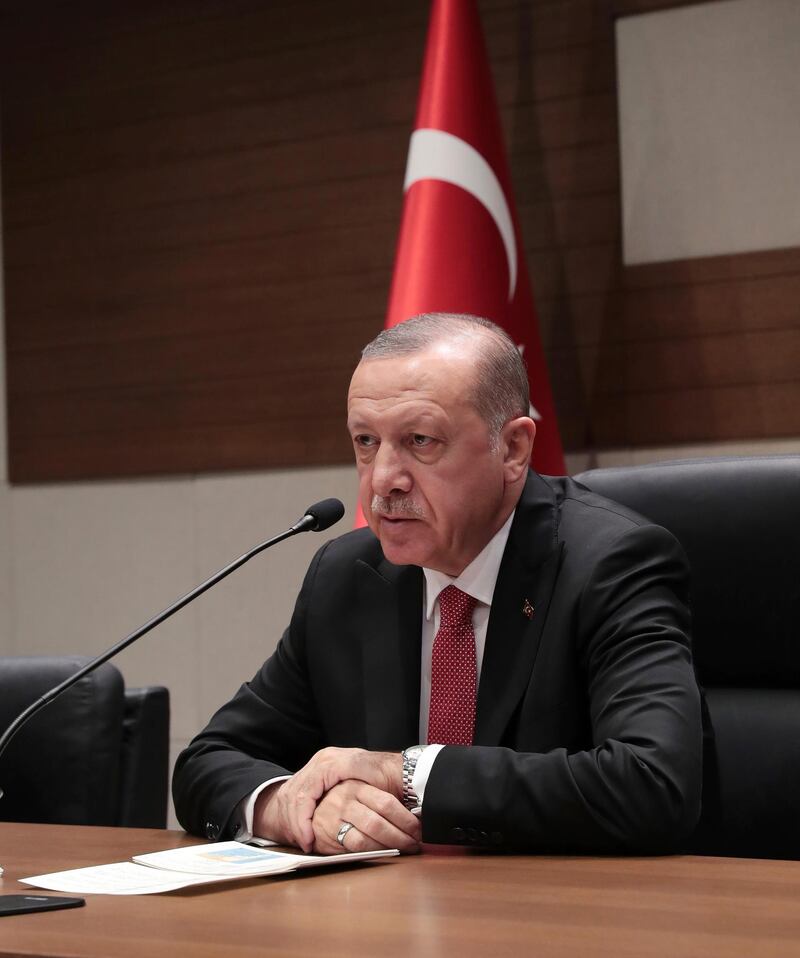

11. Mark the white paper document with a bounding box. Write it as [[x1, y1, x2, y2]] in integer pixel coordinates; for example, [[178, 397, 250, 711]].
[[20, 841, 399, 895]]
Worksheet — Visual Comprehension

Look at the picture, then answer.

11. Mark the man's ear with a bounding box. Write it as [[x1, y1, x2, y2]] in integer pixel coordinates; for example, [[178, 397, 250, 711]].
[[501, 417, 536, 482]]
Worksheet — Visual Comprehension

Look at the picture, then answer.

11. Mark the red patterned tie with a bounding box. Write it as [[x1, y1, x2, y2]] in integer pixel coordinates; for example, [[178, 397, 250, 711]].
[[427, 585, 479, 745]]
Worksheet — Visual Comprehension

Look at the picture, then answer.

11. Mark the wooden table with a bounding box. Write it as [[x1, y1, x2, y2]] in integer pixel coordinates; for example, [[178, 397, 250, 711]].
[[2, 822, 800, 957]]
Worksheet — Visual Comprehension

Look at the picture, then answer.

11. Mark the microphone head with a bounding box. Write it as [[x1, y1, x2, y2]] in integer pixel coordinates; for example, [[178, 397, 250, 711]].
[[303, 498, 345, 532]]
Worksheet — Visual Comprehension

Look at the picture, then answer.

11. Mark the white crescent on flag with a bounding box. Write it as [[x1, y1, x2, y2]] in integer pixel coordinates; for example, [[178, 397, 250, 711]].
[[403, 128, 518, 301]]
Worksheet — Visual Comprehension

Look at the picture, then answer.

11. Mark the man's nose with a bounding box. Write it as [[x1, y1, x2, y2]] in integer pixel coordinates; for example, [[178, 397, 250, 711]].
[[371, 444, 412, 497]]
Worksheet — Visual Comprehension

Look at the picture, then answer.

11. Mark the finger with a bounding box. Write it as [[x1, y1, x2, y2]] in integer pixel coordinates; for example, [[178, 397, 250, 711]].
[[312, 783, 421, 855], [284, 773, 338, 851], [350, 750, 404, 798], [265, 780, 310, 852], [320, 822, 384, 856], [347, 791, 421, 852], [285, 749, 366, 850], [336, 781, 420, 841], [357, 784, 421, 840], [315, 804, 419, 856], [289, 786, 319, 853]]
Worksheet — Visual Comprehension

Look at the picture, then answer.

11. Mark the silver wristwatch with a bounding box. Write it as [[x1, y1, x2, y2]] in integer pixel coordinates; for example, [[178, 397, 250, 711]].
[[402, 745, 426, 811]]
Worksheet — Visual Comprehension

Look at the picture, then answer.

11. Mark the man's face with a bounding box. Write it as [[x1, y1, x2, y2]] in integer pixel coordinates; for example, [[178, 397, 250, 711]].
[[346, 341, 511, 575]]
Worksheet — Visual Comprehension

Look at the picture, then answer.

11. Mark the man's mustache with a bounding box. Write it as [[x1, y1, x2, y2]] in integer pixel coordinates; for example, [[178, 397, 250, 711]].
[[371, 495, 426, 519]]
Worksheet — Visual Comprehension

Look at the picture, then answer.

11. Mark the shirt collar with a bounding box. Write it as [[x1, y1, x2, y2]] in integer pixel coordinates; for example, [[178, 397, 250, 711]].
[[423, 510, 516, 620]]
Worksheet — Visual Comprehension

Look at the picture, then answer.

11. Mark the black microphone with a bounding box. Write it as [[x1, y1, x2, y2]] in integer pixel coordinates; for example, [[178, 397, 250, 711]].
[[0, 498, 345, 799], [290, 497, 345, 533]]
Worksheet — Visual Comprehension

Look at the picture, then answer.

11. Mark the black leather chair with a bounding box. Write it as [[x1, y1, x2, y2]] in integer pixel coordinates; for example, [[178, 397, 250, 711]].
[[0, 656, 170, 828], [574, 455, 800, 859]]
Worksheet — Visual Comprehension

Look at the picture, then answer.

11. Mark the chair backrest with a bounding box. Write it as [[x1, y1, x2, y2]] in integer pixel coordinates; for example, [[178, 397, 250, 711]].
[[120, 683, 170, 828], [574, 455, 800, 859], [0, 656, 169, 828]]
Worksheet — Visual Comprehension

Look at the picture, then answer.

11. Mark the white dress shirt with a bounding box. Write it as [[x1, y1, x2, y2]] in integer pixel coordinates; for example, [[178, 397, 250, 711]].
[[238, 511, 515, 840], [412, 510, 515, 803]]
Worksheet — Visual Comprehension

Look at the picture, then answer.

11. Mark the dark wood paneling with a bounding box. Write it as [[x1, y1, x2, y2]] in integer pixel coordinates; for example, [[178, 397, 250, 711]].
[[507, 0, 800, 451], [2, 0, 798, 483]]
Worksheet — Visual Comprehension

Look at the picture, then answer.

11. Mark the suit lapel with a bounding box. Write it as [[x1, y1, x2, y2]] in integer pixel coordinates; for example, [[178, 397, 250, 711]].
[[356, 558, 422, 750], [474, 472, 563, 745]]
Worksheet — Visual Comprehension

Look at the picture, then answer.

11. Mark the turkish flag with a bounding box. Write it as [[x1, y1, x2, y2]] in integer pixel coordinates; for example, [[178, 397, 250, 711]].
[[354, 0, 565, 527], [385, 0, 565, 474]]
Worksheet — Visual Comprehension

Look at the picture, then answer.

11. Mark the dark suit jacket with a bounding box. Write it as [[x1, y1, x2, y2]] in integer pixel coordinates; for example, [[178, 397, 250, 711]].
[[173, 472, 703, 852]]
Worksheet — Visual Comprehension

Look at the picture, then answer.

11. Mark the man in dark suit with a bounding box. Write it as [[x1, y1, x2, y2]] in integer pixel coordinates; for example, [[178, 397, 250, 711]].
[[173, 313, 702, 855]]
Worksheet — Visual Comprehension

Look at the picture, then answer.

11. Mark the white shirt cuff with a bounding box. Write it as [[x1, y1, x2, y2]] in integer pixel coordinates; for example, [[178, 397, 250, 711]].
[[411, 744, 444, 808], [234, 775, 291, 843]]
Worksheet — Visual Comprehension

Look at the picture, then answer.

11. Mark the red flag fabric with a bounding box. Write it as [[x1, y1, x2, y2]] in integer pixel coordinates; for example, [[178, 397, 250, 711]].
[[385, 0, 565, 473], [353, 0, 565, 527]]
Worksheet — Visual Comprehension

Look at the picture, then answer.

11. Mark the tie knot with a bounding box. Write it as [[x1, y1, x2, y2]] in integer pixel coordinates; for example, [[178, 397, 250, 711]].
[[438, 585, 478, 629]]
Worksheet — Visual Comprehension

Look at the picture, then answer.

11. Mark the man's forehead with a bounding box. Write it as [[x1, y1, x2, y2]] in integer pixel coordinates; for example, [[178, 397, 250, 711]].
[[346, 394, 450, 430], [349, 342, 477, 396]]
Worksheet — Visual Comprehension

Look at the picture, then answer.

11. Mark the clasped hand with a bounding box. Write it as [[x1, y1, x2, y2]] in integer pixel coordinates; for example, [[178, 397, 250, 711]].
[[253, 747, 421, 855]]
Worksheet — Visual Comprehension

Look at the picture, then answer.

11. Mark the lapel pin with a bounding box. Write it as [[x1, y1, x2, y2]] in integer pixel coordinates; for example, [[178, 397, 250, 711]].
[[522, 599, 535, 619]]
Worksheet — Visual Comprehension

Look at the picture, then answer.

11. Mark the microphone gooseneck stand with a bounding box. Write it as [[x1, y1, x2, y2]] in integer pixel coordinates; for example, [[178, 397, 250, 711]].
[[0, 497, 345, 805]]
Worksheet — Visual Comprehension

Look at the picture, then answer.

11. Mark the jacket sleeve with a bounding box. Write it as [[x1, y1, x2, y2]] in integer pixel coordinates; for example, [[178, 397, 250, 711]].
[[171, 542, 330, 841], [421, 523, 703, 853]]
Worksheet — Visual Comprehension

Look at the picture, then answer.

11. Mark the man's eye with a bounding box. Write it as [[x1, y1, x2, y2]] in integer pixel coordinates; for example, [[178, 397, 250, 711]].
[[411, 434, 433, 447], [354, 435, 376, 447]]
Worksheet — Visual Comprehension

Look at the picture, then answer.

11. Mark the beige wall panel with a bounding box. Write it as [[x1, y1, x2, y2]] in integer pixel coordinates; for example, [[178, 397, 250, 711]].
[[618, 0, 800, 264], [7, 480, 198, 731], [190, 467, 356, 724]]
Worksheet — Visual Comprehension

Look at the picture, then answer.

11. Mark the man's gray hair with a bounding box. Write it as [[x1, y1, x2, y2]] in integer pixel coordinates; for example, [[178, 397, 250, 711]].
[[360, 313, 530, 442]]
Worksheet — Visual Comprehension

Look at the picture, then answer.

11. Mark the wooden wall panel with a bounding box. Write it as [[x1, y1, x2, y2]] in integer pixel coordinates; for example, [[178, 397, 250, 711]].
[[2, 0, 798, 483], [1, 0, 420, 482], [507, 0, 800, 449]]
